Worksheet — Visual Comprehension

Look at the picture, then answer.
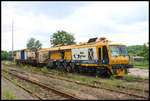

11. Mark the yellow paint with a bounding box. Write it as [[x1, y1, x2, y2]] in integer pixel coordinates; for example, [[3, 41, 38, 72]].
[[24, 49, 32, 52], [113, 69, 126, 76], [38, 38, 130, 76], [50, 51, 62, 60], [64, 50, 72, 60], [80, 64, 105, 67], [39, 61, 48, 63]]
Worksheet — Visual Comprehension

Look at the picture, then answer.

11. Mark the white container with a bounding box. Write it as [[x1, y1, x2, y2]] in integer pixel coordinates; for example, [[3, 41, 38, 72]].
[[38, 51, 48, 62], [16, 51, 21, 59], [24, 51, 36, 60]]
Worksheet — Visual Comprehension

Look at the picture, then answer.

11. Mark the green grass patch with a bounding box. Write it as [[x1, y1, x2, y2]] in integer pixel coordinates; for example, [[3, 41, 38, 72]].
[[130, 60, 149, 69], [12, 79, 18, 84], [2, 60, 16, 66], [2, 83, 19, 100], [128, 83, 137, 90], [2, 72, 11, 80], [41, 67, 48, 74], [23, 65, 29, 71], [28, 66, 36, 72], [123, 75, 148, 82]]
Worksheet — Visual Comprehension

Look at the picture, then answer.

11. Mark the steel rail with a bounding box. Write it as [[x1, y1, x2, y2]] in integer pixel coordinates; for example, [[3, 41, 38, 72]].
[[2, 69, 82, 100], [3, 68, 148, 99], [2, 76, 42, 100], [44, 72, 149, 99], [92, 80, 149, 93]]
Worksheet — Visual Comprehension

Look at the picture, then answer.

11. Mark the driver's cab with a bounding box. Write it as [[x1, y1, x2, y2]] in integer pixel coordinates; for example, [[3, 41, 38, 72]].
[[98, 44, 129, 65]]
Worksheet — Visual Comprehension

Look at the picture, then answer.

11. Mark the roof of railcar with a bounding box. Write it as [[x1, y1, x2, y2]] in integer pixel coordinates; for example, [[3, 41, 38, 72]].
[[38, 40, 125, 52]]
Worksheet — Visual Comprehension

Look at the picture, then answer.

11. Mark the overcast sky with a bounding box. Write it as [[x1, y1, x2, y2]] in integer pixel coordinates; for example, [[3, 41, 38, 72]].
[[2, 1, 149, 51]]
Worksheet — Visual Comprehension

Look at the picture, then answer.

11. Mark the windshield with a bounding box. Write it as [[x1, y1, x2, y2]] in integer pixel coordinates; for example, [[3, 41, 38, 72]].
[[110, 45, 128, 56]]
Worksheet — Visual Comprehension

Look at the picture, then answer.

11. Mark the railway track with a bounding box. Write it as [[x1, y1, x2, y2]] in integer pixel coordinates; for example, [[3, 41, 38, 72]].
[[42, 71, 149, 93], [2, 67, 149, 100], [2, 69, 82, 100], [45, 73, 149, 99]]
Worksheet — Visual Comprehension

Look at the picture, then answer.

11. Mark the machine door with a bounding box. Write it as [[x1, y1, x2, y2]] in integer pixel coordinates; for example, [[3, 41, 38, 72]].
[[21, 50, 24, 59], [102, 46, 109, 64], [98, 48, 102, 60]]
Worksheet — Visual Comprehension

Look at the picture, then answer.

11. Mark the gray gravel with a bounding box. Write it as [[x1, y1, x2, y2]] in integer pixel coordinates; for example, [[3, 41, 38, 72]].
[[128, 68, 149, 78]]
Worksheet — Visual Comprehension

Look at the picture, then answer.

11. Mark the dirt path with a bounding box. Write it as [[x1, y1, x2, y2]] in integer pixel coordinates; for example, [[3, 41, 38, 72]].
[[128, 68, 149, 78], [1, 77, 38, 100]]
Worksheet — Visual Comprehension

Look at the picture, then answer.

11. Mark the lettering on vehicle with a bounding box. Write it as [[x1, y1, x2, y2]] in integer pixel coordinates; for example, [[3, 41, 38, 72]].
[[72, 47, 97, 60]]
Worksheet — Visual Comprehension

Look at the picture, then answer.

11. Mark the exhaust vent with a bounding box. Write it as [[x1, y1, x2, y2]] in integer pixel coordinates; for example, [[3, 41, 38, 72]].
[[88, 37, 98, 43], [88, 37, 107, 43]]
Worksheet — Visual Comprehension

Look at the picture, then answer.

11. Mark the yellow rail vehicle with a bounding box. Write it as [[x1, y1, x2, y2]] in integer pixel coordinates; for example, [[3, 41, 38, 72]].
[[38, 37, 133, 77]]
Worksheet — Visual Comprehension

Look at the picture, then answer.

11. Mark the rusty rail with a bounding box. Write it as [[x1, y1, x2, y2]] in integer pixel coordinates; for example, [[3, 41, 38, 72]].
[[45, 73, 149, 99], [2, 69, 82, 100], [93, 80, 149, 93], [2, 68, 148, 99], [2, 76, 42, 100]]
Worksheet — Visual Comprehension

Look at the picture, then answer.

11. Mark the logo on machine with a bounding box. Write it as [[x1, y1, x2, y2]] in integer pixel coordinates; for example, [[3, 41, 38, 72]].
[[88, 48, 94, 60], [73, 53, 86, 59]]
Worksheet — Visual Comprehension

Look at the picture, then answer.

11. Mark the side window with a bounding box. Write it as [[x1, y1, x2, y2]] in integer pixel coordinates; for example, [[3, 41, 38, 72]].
[[99, 48, 101, 60]]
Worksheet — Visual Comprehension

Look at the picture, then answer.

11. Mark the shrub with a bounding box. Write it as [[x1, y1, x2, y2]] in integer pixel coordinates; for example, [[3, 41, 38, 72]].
[[41, 67, 48, 74]]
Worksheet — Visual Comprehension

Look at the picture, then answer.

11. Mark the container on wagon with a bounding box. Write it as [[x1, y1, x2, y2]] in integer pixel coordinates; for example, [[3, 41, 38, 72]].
[[16, 49, 36, 60]]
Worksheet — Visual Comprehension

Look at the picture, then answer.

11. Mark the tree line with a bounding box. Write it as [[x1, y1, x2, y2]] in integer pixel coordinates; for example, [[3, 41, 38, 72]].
[[127, 43, 149, 60]]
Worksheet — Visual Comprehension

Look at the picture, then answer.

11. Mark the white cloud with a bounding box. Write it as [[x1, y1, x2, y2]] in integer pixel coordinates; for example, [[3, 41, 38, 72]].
[[2, 1, 148, 51]]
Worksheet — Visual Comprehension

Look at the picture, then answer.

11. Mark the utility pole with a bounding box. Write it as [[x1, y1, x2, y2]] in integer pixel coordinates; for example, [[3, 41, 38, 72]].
[[12, 19, 14, 58]]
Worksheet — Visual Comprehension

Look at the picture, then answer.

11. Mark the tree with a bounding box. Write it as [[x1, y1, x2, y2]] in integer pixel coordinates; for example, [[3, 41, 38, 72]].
[[141, 43, 149, 60], [50, 30, 76, 46], [135, 43, 149, 60], [127, 45, 143, 56], [26, 37, 42, 52], [1, 50, 9, 60]]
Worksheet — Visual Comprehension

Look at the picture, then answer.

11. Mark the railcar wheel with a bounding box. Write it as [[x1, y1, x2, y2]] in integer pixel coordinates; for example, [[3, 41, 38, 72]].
[[70, 63, 75, 73], [62, 62, 67, 72], [66, 65, 72, 73], [47, 61, 54, 69], [99, 67, 112, 78], [59, 63, 65, 72], [56, 62, 61, 71]]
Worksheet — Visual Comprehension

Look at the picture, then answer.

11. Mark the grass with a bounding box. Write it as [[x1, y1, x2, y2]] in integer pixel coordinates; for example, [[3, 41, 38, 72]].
[[12, 79, 18, 84], [2, 72, 11, 80], [41, 67, 48, 74], [101, 81, 115, 89], [130, 60, 149, 69], [60, 87, 74, 95], [2, 71, 36, 99], [2, 82, 19, 100], [28, 66, 36, 72], [123, 75, 148, 82], [2, 60, 16, 66], [109, 76, 116, 80], [23, 65, 28, 70], [128, 83, 137, 90]]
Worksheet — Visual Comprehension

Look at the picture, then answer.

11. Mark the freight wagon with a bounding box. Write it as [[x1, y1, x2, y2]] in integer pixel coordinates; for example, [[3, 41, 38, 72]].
[[15, 49, 37, 65]]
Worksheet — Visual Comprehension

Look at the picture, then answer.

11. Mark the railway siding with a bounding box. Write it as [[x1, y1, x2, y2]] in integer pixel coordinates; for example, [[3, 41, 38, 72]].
[[2, 65, 149, 100], [2, 77, 38, 100]]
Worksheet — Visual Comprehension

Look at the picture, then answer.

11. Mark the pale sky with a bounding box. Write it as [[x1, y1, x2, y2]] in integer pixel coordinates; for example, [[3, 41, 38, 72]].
[[1, 1, 149, 51]]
